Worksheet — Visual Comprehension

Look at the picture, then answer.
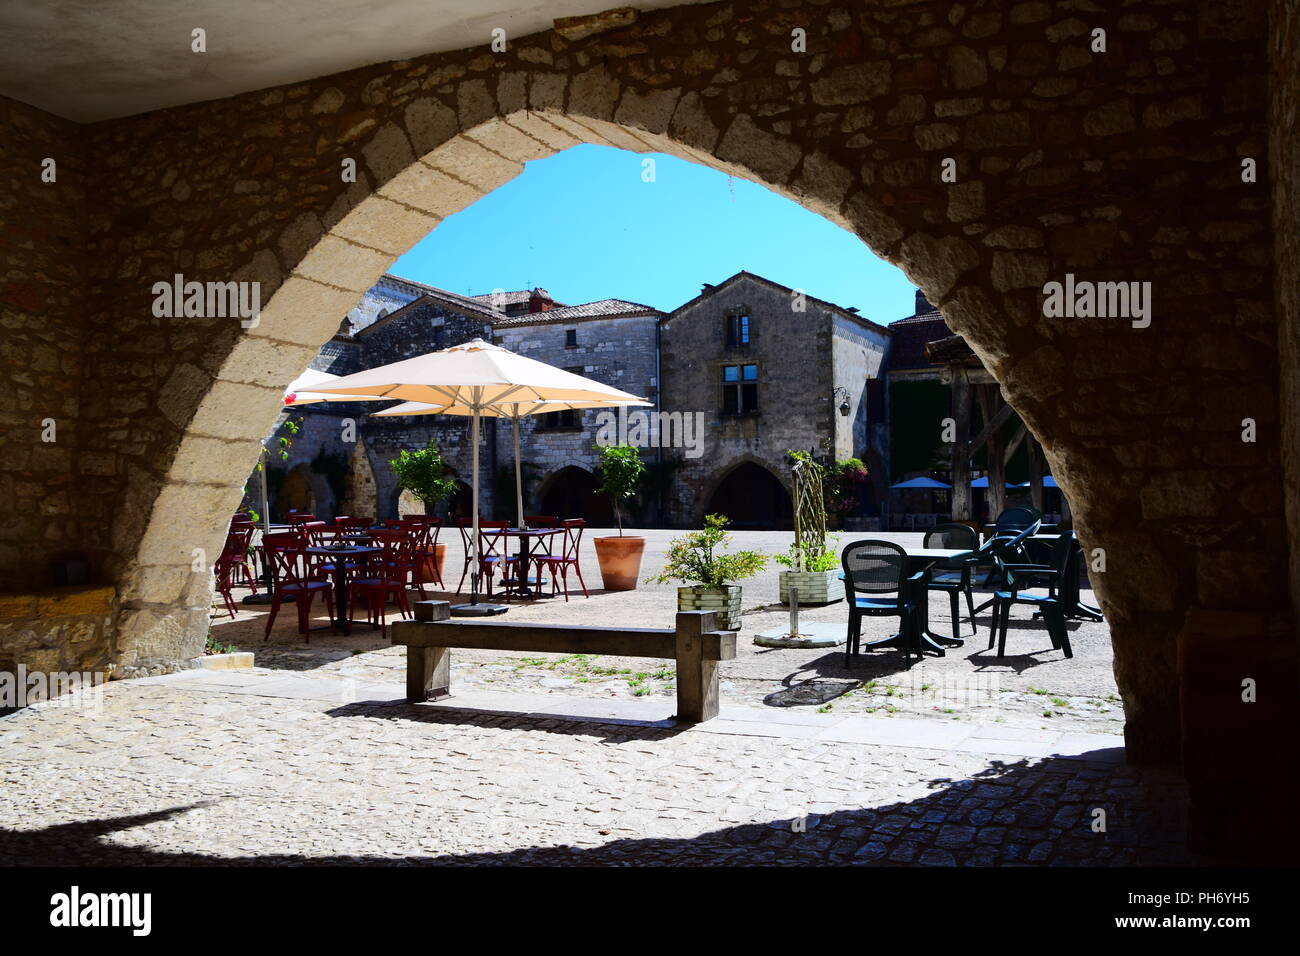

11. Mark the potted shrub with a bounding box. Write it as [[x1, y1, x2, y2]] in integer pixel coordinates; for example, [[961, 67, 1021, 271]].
[[653, 514, 766, 631], [390, 441, 460, 584], [592, 444, 645, 590], [777, 451, 842, 605]]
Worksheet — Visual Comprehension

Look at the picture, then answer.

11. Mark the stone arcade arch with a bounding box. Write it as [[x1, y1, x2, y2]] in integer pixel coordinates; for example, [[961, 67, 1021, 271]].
[[12, 1, 1293, 854], [537, 465, 614, 526], [701, 459, 794, 530]]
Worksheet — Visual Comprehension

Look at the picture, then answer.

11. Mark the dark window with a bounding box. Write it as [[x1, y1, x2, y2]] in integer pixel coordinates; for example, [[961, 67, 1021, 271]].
[[722, 364, 759, 414], [539, 409, 579, 429], [725, 313, 751, 347], [565, 328, 578, 348], [433, 326, 447, 349]]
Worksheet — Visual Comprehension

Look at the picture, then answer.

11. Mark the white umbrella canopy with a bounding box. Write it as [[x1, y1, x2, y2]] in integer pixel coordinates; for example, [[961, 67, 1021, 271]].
[[371, 396, 652, 529], [307, 339, 650, 612], [282, 368, 378, 406], [305, 338, 646, 407]]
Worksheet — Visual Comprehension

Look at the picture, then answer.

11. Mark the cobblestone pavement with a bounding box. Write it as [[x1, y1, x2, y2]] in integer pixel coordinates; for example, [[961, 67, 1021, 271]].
[[0, 672, 1192, 866], [216, 530, 1124, 735]]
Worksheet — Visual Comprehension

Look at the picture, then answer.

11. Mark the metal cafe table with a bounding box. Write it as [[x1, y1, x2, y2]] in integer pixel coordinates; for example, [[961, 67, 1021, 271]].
[[849, 547, 973, 660], [305, 543, 380, 634], [500, 527, 562, 600], [1026, 534, 1103, 620]]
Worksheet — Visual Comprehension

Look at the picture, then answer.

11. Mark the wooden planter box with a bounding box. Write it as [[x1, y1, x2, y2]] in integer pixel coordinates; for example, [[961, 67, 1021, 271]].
[[677, 585, 743, 631], [778, 570, 841, 606]]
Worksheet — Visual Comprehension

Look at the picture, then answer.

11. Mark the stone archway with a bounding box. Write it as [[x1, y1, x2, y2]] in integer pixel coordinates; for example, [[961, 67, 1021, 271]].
[[396, 487, 425, 517], [537, 465, 612, 526], [702, 460, 794, 531], [277, 464, 315, 520], [29, 0, 1283, 799]]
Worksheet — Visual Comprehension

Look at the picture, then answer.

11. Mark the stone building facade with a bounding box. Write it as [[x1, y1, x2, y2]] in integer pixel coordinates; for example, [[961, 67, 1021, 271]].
[[259, 276, 664, 525], [1, 0, 1297, 856], [660, 272, 889, 527], [267, 269, 891, 532]]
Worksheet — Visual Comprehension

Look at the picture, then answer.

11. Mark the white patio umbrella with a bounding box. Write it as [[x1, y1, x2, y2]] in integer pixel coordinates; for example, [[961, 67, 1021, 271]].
[[304, 339, 648, 614], [282, 368, 377, 406], [372, 396, 651, 530], [244, 368, 374, 604]]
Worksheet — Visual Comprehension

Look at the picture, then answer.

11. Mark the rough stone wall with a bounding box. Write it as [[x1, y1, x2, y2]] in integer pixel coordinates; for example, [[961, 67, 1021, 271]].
[[661, 274, 840, 524], [1272, 0, 1300, 639], [0, 0, 1286, 775], [495, 314, 660, 510], [0, 98, 88, 589]]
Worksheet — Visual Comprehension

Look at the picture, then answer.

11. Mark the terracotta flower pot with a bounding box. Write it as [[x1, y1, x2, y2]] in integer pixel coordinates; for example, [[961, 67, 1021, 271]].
[[593, 535, 645, 591], [418, 543, 448, 588]]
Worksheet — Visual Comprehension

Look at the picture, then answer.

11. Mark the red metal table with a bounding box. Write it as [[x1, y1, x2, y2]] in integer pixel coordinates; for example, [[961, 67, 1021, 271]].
[[305, 544, 380, 634]]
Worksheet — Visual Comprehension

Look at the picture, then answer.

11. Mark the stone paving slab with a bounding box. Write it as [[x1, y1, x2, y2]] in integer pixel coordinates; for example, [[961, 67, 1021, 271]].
[[152, 668, 1125, 761], [0, 674, 1182, 867]]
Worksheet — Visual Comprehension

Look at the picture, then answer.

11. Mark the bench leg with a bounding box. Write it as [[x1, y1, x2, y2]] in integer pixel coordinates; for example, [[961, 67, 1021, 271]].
[[675, 611, 720, 722], [406, 645, 450, 702]]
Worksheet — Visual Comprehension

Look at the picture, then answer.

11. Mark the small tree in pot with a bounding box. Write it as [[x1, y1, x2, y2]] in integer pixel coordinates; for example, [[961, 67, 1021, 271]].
[[592, 443, 646, 590], [390, 441, 460, 585], [653, 514, 767, 631]]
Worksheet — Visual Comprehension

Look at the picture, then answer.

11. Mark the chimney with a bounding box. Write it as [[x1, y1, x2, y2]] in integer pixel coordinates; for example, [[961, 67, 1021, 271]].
[[528, 288, 553, 313], [915, 288, 934, 315]]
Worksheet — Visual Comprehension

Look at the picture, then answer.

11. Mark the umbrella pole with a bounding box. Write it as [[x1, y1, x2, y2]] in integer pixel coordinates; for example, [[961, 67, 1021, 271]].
[[470, 402, 481, 605], [512, 412, 525, 530], [242, 452, 279, 604]]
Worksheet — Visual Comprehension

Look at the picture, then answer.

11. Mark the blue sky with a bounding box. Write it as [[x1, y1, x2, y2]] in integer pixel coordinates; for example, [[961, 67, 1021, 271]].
[[389, 144, 917, 323]]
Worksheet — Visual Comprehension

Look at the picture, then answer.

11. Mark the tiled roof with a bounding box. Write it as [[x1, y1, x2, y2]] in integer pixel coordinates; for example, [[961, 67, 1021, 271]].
[[885, 312, 951, 370], [354, 290, 500, 337], [466, 288, 564, 308], [664, 270, 890, 335], [492, 298, 662, 327]]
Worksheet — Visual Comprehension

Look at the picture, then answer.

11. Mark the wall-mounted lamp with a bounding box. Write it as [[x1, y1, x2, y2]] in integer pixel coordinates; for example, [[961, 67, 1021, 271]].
[[832, 386, 852, 417]]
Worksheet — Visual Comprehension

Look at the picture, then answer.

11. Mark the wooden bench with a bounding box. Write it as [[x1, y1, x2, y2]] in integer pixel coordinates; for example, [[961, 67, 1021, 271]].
[[390, 600, 737, 722]]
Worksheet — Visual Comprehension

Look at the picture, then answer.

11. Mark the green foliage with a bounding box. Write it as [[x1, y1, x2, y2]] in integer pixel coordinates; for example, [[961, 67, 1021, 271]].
[[773, 536, 841, 572], [389, 441, 459, 508], [653, 514, 767, 587], [593, 443, 645, 535], [205, 632, 238, 656]]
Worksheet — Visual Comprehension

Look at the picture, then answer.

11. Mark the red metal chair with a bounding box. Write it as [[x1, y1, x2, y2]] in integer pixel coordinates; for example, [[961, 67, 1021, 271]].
[[536, 518, 589, 601], [401, 515, 444, 596], [350, 528, 415, 637], [263, 531, 335, 641], [524, 514, 560, 528], [455, 518, 517, 598], [214, 522, 257, 617], [286, 512, 316, 527]]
